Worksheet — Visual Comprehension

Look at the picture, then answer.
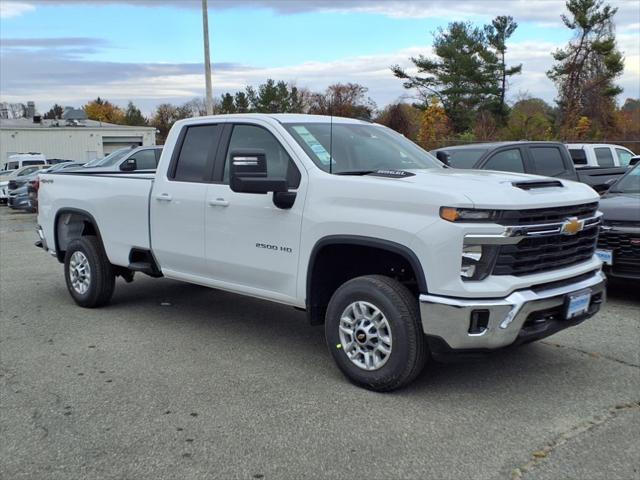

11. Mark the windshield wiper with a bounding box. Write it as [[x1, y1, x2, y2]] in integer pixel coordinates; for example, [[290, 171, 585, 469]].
[[334, 170, 376, 176]]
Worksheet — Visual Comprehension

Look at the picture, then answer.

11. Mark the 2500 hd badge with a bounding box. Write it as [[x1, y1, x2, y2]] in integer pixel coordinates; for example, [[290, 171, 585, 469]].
[[256, 242, 292, 253]]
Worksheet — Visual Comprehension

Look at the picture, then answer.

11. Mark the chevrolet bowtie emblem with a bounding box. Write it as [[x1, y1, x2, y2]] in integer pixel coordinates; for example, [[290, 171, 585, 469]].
[[561, 217, 584, 235]]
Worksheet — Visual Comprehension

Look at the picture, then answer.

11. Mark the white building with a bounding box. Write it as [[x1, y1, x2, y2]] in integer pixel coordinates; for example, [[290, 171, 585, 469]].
[[0, 115, 156, 164]]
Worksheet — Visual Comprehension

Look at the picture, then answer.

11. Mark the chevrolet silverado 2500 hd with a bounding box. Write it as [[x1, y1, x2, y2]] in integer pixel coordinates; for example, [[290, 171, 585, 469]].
[[36, 114, 606, 391]]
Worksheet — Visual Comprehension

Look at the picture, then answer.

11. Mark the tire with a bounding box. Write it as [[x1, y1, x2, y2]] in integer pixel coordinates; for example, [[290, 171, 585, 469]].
[[325, 275, 427, 392], [64, 236, 115, 308]]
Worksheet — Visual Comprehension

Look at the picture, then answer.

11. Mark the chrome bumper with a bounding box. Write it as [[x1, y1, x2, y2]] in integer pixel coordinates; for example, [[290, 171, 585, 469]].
[[419, 270, 606, 350]]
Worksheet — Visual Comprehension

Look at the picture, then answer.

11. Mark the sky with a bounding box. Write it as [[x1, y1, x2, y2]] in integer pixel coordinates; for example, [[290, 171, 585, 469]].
[[1, 0, 638, 115]]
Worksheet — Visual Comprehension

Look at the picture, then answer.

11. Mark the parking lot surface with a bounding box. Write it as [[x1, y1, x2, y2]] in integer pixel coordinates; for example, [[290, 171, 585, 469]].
[[1, 208, 638, 480]]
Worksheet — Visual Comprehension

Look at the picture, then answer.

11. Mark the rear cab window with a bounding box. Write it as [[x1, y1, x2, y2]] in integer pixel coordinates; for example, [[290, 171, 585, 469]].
[[170, 125, 222, 182], [569, 149, 588, 165]]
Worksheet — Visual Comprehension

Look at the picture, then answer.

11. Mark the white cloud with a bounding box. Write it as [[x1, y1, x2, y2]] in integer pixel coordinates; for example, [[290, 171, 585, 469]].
[[2, 36, 639, 115], [0, 1, 35, 18]]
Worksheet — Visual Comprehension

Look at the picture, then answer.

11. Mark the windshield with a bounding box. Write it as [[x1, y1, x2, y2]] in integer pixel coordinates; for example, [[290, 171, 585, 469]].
[[283, 123, 441, 173], [84, 148, 130, 168], [439, 148, 488, 168], [610, 164, 640, 193]]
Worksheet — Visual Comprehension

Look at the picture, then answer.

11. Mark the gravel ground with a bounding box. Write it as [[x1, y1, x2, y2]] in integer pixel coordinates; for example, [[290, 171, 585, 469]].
[[1, 208, 638, 480]]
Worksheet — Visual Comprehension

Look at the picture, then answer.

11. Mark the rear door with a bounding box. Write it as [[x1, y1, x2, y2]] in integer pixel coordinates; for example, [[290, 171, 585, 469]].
[[204, 121, 306, 302], [150, 123, 223, 278]]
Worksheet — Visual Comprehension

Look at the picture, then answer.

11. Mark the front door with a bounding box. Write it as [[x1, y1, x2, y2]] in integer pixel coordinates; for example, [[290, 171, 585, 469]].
[[150, 123, 222, 278], [205, 122, 306, 303]]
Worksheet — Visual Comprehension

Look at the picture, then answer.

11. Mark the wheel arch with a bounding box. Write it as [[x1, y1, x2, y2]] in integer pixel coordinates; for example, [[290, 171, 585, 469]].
[[54, 208, 105, 263], [305, 235, 428, 325]]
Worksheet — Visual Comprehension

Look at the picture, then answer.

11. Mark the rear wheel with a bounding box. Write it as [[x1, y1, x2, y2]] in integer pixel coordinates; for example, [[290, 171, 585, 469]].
[[64, 236, 115, 308], [325, 275, 427, 391]]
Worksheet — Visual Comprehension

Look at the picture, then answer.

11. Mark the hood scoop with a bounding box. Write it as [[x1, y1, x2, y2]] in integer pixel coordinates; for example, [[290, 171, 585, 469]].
[[512, 180, 564, 190]]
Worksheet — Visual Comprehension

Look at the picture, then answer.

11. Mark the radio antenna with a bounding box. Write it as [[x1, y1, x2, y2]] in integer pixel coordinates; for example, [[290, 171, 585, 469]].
[[329, 93, 333, 174]]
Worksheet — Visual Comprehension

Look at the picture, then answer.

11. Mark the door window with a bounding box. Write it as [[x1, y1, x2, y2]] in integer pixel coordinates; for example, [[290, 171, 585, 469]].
[[483, 149, 525, 173], [594, 147, 615, 167], [172, 125, 221, 182], [615, 148, 633, 166], [223, 124, 300, 187], [529, 147, 567, 176], [131, 149, 157, 170], [569, 149, 588, 165]]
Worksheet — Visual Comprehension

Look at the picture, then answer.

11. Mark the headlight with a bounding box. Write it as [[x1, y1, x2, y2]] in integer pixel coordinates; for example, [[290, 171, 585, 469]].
[[461, 244, 499, 281], [440, 207, 499, 222]]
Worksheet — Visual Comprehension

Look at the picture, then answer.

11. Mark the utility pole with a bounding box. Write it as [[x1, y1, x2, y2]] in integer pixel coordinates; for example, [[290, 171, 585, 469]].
[[202, 0, 213, 115]]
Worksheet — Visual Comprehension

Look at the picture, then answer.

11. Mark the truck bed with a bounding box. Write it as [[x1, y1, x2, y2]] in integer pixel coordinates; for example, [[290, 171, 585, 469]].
[[575, 166, 627, 193], [37, 171, 154, 267]]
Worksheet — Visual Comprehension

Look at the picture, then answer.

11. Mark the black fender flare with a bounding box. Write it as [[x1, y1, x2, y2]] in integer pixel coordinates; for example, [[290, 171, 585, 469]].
[[53, 208, 105, 263], [306, 234, 428, 304]]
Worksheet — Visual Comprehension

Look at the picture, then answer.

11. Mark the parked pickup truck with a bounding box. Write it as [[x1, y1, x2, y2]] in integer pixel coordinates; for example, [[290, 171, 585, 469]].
[[37, 114, 606, 391], [566, 143, 637, 168], [432, 141, 626, 194]]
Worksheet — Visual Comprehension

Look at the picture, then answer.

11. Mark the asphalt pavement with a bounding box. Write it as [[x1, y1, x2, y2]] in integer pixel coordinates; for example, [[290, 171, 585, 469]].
[[1, 208, 638, 480]]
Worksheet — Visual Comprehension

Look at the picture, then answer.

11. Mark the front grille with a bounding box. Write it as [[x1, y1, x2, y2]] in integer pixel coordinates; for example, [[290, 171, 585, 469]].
[[498, 202, 598, 226], [598, 229, 640, 276], [493, 227, 598, 276]]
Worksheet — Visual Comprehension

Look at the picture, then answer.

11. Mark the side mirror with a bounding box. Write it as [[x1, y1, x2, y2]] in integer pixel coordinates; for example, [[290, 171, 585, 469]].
[[435, 151, 450, 166], [629, 155, 640, 166], [229, 150, 287, 194], [120, 157, 137, 171]]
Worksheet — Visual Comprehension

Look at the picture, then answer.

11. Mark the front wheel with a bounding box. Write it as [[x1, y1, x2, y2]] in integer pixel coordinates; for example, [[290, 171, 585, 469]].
[[64, 236, 115, 308], [325, 275, 427, 391]]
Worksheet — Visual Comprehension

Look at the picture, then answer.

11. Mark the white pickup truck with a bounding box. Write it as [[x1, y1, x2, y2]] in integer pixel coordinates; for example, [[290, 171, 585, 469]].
[[37, 114, 606, 391]]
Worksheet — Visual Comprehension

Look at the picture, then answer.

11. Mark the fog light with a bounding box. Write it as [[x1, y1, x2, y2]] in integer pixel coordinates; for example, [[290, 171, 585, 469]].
[[469, 310, 489, 334]]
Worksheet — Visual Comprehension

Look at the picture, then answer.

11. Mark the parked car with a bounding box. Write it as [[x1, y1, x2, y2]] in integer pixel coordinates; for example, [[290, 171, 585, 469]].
[[26, 162, 85, 213], [596, 163, 640, 279], [566, 143, 637, 168], [8, 184, 35, 212], [2, 153, 47, 170], [431, 141, 626, 193], [37, 114, 606, 391], [83, 146, 162, 172], [0, 164, 48, 204]]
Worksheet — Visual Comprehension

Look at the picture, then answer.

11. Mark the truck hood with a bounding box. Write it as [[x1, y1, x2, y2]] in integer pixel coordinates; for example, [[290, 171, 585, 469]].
[[395, 169, 599, 209], [599, 193, 640, 223]]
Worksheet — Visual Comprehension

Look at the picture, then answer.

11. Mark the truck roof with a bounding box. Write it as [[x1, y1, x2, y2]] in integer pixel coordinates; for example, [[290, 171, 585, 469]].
[[434, 141, 565, 151], [179, 113, 371, 125]]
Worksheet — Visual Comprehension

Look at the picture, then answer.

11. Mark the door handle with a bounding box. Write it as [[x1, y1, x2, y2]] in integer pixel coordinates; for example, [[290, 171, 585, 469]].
[[155, 193, 172, 202], [208, 198, 229, 207]]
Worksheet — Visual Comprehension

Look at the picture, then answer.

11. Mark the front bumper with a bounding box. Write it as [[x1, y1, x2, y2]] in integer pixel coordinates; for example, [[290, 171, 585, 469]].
[[419, 270, 606, 350]]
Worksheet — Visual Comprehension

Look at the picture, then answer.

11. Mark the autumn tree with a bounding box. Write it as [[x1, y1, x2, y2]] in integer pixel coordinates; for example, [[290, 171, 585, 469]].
[[417, 98, 453, 150], [43, 104, 64, 120], [123, 101, 148, 126], [84, 97, 124, 124], [484, 16, 522, 119], [375, 103, 422, 141], [151, 103, 191, 143], [392, 21, 503, 132], [505, 97, 555, 140], [547, 0, 624, 136], [308, 83, 376, 119]]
